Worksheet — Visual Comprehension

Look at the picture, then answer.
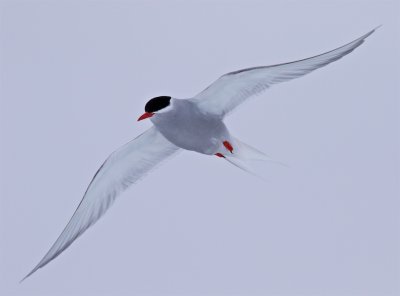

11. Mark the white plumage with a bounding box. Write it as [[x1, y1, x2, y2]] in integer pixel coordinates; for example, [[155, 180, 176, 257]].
[[23, 28, 376, 281]]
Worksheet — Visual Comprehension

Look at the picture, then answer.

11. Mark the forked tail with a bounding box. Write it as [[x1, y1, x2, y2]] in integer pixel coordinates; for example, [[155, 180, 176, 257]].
[[222, 137, 287, 179]]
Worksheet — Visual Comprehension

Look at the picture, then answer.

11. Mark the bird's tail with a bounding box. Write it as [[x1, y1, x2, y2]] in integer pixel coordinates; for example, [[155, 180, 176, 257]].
[[223, 137, 287, 179], [228, 137, 287, 164]]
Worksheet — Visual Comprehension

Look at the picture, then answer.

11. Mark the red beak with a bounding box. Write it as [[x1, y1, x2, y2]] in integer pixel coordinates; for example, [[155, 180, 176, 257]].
[[137, 112, 154, 121]]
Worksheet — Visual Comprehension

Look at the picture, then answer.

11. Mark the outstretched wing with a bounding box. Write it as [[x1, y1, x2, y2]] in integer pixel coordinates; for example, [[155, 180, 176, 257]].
[[23, 127, 179, 281], [192, 28, 377, 118]]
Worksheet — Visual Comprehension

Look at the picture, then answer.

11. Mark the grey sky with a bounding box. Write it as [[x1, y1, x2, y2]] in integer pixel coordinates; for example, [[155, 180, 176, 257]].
[[1, 0, 399, 295]]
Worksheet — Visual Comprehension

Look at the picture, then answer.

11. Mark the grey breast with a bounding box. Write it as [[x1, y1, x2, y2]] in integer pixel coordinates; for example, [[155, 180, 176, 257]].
[[151, 99, 229, 154]]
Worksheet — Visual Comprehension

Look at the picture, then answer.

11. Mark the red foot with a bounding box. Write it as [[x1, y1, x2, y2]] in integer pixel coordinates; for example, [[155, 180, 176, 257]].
[[215, 153, 225, 158], [223, 141, 233, 153]]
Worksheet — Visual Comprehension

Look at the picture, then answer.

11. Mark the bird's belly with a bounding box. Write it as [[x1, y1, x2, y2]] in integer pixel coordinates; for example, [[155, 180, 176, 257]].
[[154, 121, 228, 155], [176, 136, 220, 154], [159, 129, 220, 154]]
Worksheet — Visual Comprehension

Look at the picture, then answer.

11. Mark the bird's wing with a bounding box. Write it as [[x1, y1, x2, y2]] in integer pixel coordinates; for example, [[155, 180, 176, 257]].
[[23, 127, 179, 281], [191, 28, 377, 118]]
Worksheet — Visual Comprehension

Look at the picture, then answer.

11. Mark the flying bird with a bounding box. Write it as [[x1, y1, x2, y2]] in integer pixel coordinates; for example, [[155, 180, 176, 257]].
[[22, 28, 377, 281]]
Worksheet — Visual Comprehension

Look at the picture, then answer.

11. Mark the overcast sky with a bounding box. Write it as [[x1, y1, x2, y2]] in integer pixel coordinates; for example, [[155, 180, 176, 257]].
[[1, 1, 399, 295]]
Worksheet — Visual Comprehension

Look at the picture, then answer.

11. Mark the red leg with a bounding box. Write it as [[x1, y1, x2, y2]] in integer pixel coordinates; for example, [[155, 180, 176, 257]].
[[223, 141, 233, 153], [215, 153, 225, 158]]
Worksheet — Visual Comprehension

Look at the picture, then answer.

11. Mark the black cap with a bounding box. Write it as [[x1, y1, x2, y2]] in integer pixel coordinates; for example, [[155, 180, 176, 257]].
[[145, 96, 171, 113]]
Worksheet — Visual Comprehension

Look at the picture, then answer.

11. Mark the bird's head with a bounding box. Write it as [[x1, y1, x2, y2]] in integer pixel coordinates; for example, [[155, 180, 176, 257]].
[[137, 96, 173, 121]]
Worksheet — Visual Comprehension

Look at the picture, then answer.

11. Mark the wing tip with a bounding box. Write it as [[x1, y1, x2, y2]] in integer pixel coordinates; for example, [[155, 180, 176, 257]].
[[20, 267, 39, 283], [373, 24, 383, 31], [360, 25, 381, 41]]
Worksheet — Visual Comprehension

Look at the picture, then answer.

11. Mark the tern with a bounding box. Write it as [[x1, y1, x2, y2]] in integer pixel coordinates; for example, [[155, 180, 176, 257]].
[[22, 28, 377, 281]]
